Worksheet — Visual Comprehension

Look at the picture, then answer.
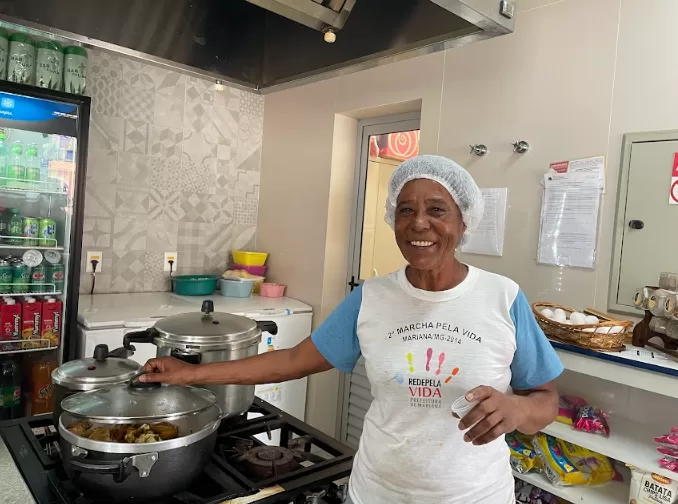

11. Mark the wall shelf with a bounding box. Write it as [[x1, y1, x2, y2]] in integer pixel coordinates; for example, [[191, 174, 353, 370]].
[[554, 343, 678, 400], [514, 470, 627, 503], [542, 418, 671, 481]]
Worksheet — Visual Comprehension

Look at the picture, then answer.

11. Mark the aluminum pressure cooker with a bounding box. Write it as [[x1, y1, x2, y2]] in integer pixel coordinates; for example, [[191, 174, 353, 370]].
[[122, 300, 277, 418], [51, 344, 141, 426]]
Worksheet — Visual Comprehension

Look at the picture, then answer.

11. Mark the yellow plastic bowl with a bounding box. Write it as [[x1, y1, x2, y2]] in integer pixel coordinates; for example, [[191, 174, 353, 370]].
[[232, 251, 268, 267]]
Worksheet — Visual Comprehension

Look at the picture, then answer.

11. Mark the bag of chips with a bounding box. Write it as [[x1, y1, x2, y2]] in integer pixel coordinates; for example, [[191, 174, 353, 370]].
[[572, 405, 610, 437], [532, 433, 618, 486], [514, 480, 565, 504], [628, 466, 678, 503], [506, 432, 541, 474], [556, 395, 588, 426]]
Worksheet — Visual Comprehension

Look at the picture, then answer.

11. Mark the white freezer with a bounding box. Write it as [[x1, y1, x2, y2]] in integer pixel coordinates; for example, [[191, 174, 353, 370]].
[[76, 293, 313, 423]]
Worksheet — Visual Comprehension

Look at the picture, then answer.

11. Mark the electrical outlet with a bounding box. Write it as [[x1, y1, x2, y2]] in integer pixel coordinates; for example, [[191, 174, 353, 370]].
[[86, 251, 103, 272], [164, 252, 178, 272]]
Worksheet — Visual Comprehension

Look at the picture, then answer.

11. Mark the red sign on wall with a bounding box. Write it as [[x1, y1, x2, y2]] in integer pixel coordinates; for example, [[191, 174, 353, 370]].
[[669, 153, 678, 204]]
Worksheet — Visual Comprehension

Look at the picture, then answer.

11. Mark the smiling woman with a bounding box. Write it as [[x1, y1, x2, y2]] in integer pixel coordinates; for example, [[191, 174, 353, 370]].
[[141, 155, 563, 504], [387, 155, 483, 291]]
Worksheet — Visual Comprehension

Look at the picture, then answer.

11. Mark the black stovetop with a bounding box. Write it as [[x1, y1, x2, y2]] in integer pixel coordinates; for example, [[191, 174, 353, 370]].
[[0, 398, 354, 504]]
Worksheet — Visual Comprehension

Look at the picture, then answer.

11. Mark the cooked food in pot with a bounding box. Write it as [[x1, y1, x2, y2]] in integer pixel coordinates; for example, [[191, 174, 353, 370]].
[[66, 420, 178, 443]]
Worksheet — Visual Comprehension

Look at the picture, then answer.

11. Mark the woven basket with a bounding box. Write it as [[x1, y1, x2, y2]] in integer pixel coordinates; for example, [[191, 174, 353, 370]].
[[532, 302, 633, 352]]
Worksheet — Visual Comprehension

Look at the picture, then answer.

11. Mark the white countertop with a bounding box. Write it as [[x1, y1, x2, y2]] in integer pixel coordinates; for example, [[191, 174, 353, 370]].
[[0, 437, 35, 503], [77, 292, 312, 329]]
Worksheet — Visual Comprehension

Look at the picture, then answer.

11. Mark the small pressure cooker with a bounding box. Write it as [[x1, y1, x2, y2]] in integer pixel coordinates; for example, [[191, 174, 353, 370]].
[[51, 345, 142, 426], [122, 300, 277, 418]]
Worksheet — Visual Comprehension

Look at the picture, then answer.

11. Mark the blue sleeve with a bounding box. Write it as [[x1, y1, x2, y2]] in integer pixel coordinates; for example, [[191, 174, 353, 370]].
[[310, 286, 362, 373], [509, 289, 564, 390]]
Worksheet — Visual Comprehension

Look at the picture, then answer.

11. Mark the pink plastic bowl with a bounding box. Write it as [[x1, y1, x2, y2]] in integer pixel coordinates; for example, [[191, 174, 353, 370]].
[[231, 263, 268, 276], [260, 283, 286, 298]]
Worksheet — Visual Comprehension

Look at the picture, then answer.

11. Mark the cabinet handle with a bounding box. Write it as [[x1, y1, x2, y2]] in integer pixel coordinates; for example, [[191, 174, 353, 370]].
[[629, 220, 645, 230]]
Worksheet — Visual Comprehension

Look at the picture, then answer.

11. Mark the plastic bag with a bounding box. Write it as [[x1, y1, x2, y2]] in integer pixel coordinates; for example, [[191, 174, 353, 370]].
[[506, 432, 541, 474], [572, 405, 610, 437], [658, 446, 678, 458], [532, 433, 618, 486], [660, 457, 678, 473], [556, 396, 588, 426], [629, 466, 678, 503], [656, 429, 678, 447], [514, 480, 565, 504]]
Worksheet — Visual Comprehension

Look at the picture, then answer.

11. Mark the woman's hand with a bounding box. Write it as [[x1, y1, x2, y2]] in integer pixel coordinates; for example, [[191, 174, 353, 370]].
[[455, 386, 524, 446], [140, 357, 198, 385]]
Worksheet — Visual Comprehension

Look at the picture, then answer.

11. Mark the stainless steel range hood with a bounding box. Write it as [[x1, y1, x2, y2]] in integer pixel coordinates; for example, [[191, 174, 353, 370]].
[[0, 0, 515, 92], [245, 0, 357, 31]]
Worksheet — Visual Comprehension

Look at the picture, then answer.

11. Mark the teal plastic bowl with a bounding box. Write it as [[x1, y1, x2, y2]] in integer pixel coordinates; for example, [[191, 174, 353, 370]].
[[173, 275, 218, 296], [219, 278, 255, 298]]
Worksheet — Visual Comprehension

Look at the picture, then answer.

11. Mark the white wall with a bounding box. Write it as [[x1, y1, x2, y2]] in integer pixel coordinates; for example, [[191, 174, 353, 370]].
[[258, 0, 678, 435]]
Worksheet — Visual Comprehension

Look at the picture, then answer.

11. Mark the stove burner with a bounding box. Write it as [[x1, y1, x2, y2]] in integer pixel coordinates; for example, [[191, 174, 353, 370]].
[[2, 398, 354, 504], [239, 446, 299, 479]]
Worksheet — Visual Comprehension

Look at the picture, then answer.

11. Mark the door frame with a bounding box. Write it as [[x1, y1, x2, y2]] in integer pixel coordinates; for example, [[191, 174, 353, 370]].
[[609, 129, 678, 315], [335, 112, 421, 441], [345, 112, 421, 294]]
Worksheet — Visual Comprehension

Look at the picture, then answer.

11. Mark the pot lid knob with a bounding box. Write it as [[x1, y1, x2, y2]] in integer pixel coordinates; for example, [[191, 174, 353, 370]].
[[201, 299, 214, 316], [93, 344, 110, 362]]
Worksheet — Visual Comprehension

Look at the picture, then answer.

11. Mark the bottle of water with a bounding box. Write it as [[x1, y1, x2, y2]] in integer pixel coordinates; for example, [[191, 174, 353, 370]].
[[40, 140, 52, 184]]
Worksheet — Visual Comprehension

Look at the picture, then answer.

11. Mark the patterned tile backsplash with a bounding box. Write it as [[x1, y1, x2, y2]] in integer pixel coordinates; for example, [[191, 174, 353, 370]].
[[80, 49, 262, 294]]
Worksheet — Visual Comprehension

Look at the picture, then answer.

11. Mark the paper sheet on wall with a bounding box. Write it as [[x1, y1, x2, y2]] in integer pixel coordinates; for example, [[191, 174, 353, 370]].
[[537, 173, 603, 269], [549, 155, 606, 190], [461, 188, 507, 257]]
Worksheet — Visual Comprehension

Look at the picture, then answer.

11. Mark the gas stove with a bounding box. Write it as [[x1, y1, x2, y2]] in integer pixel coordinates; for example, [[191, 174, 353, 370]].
[[0, 398, 354, 504]]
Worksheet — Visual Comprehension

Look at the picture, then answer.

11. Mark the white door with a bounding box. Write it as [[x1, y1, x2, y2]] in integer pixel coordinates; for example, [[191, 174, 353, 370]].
[[615, 139, 678, 310]]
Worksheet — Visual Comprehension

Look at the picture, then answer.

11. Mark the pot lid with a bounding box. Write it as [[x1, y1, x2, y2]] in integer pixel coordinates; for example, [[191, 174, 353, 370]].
[[52, 345, 141, 391], [60, 377, 218, 422], [152, 300, 261, 347]]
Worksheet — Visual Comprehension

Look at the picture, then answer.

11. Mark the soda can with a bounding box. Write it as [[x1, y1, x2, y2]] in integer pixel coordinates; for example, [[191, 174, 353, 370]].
[[12, 263, 30, 293], [0, 260, 12, 294], [47, 264, 64, 292], [38, 218, 56, 247], [22, 217, 39, 246], [30, 264, 46, 293]]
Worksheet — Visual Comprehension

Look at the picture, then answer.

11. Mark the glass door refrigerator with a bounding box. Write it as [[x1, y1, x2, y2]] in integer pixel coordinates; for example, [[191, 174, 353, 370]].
[[0, 81, 89, 420]]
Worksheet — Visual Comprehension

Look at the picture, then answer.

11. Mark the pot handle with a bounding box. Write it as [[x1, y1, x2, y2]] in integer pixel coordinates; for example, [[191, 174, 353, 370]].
[[123, 328, 157, 352], [171, 349, 202, 364], [128, 371, 161, 390], [69, 457, 130, 483], [257, 320, 278, 335]]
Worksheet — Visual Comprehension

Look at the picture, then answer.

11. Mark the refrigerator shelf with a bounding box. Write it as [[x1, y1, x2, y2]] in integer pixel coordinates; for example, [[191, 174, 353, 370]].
[[0, 244, 64, 251], [0, 184, 67, 196], [0, 291, 62, 297], [0, 339, 57, 355]]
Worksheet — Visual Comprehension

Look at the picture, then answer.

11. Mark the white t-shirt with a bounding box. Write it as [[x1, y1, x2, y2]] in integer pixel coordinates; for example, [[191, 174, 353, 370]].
[[311, 266, 563, 504]]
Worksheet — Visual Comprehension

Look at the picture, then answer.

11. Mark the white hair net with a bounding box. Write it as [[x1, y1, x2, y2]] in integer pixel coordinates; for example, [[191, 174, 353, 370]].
[[384, 155, 483, 247]]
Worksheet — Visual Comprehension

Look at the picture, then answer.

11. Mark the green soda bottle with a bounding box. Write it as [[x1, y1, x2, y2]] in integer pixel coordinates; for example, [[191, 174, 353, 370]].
[[7, 141, 24, 189], [8, 209, 22, 245], [0, 131, 8, 187], [25, 144, 39, 184]]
